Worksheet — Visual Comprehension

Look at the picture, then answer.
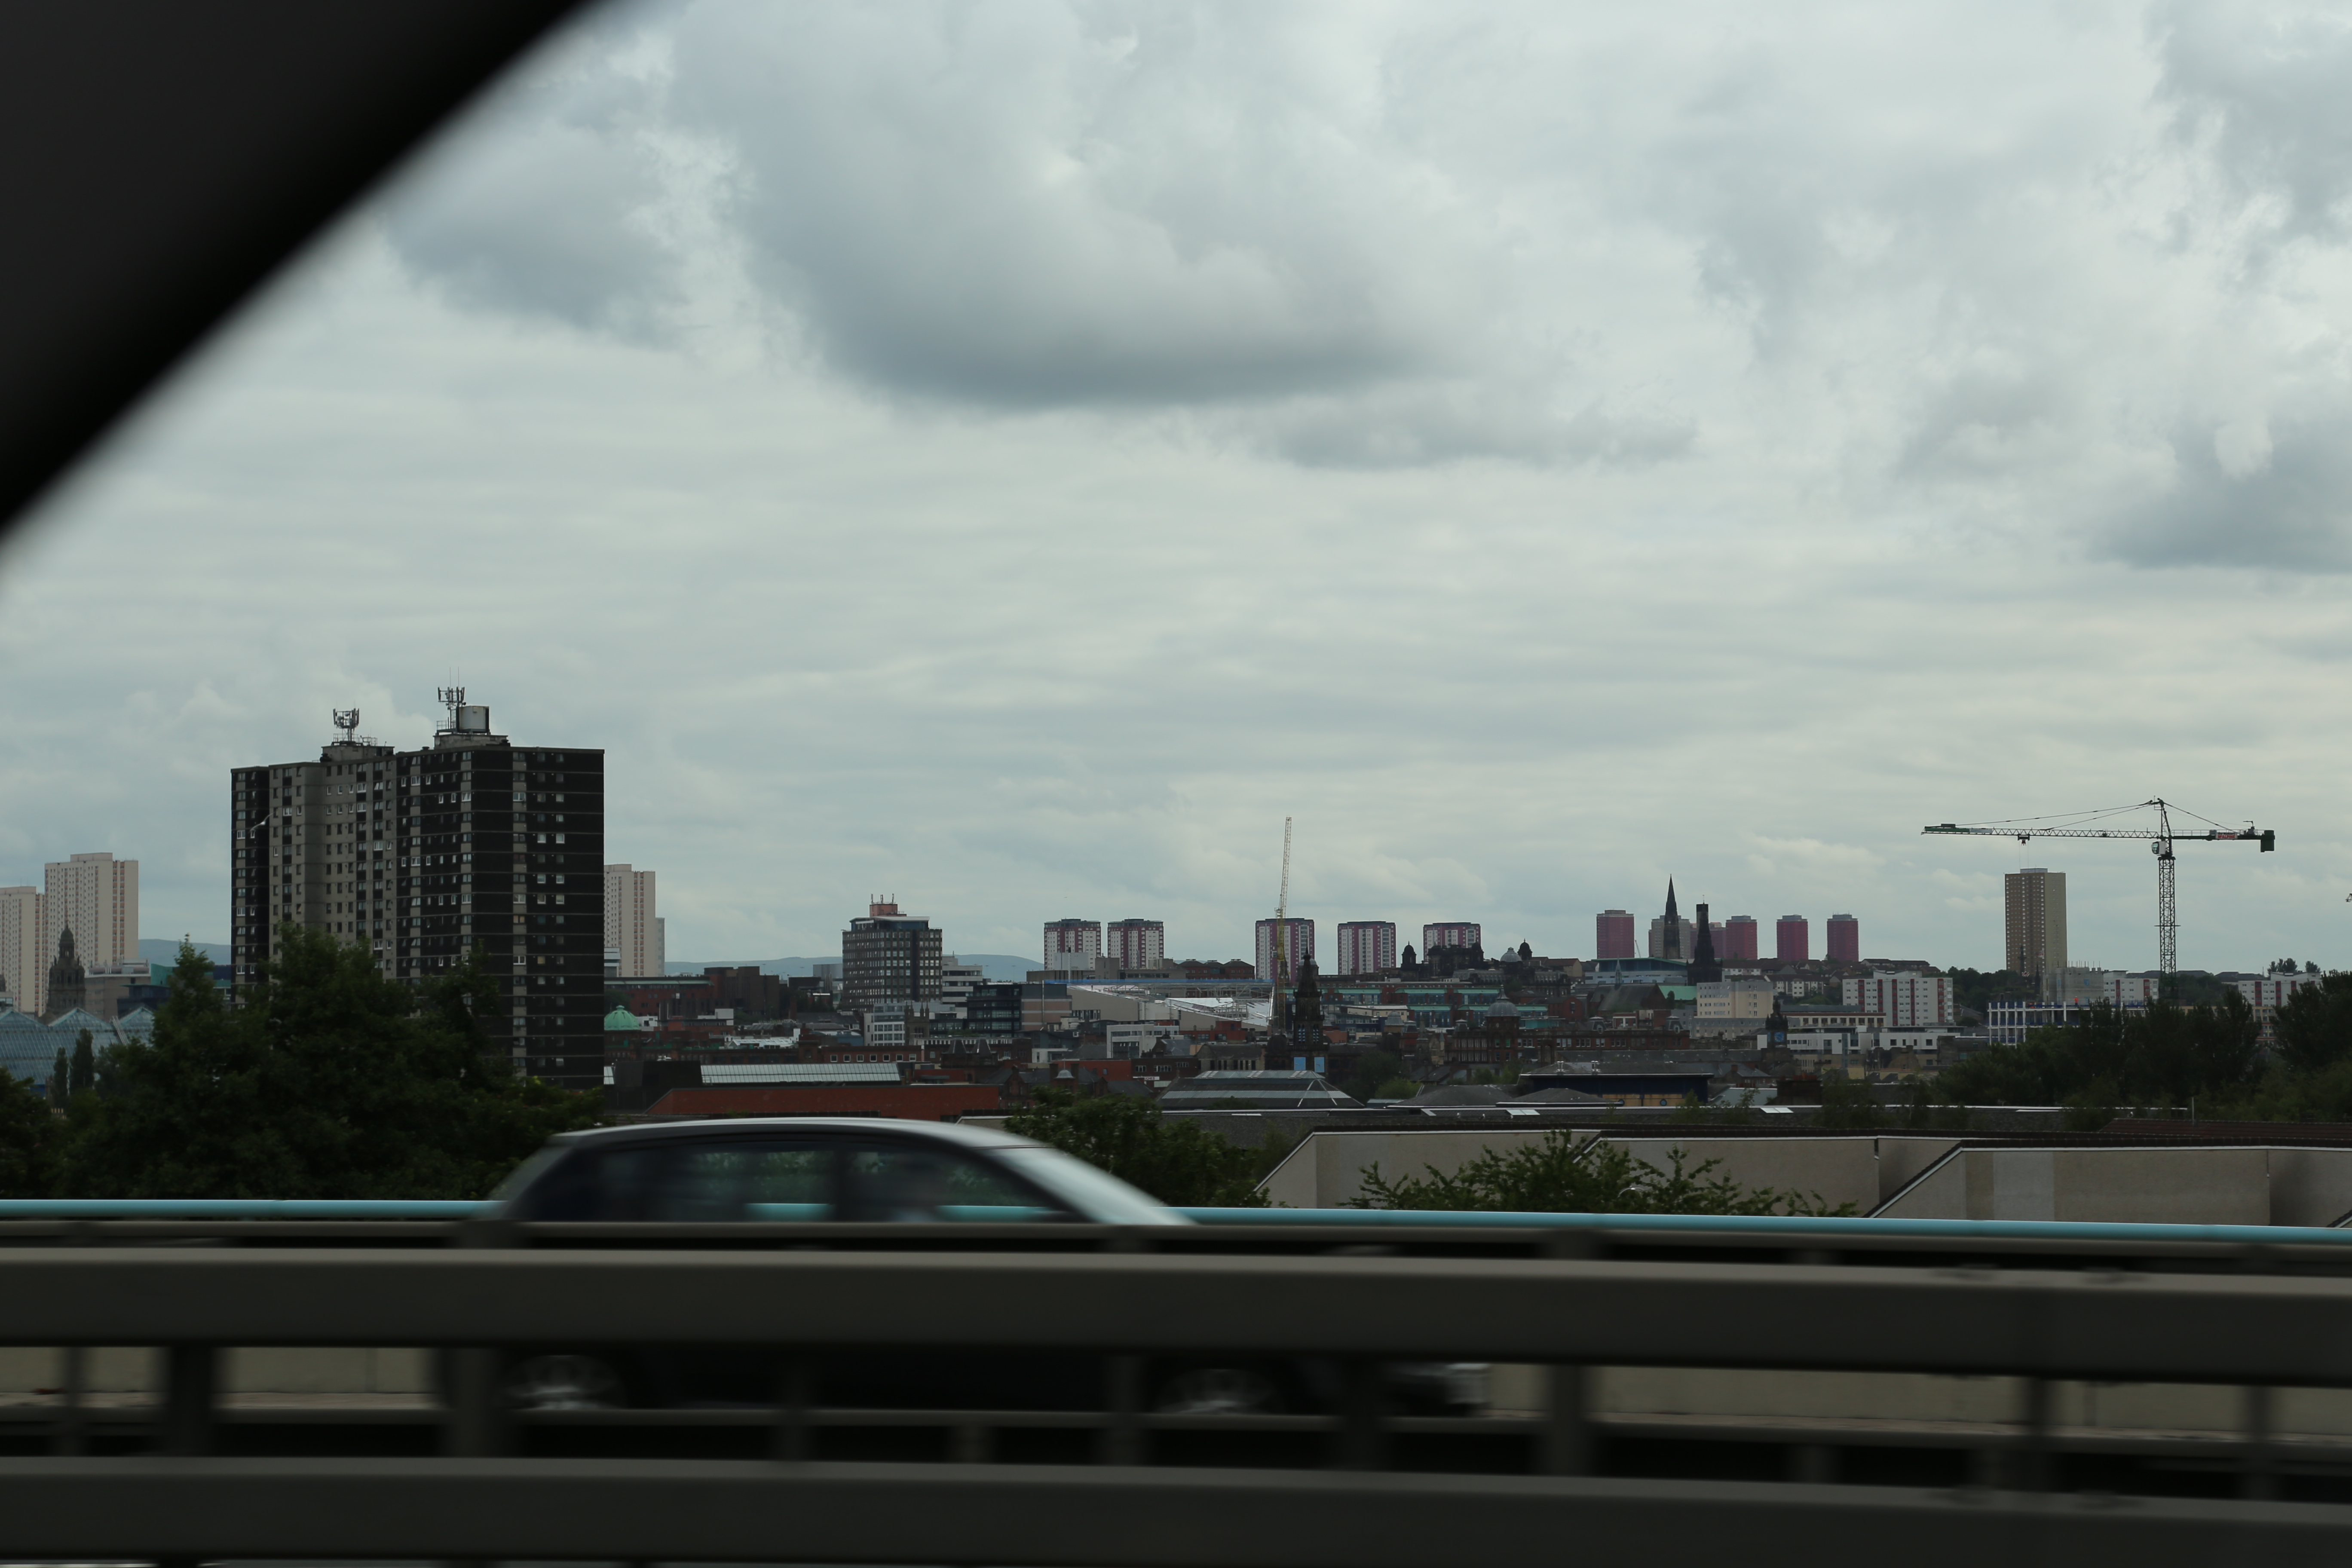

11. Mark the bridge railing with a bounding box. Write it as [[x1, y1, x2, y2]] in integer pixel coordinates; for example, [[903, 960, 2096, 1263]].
[[1, 1220, 2352, 1562]]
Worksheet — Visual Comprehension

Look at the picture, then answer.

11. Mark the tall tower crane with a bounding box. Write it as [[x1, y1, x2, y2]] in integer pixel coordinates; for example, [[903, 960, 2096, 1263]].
[[1269, 817, 1293, 1039], [1923, 799, 2274, 980]]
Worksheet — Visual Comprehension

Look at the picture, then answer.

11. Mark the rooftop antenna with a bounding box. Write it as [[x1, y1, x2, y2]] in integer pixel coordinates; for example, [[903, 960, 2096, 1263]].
[[332, 708, 359, 744], [437, 686, 466, 732]]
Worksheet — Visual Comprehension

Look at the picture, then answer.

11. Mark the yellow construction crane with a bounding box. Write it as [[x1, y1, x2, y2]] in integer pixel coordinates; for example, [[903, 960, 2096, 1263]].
[[1923, 799, 2273, 981]]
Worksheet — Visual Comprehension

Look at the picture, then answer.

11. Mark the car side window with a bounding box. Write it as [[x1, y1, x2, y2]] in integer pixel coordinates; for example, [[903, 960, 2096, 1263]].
[[836, 1142, 1075, 1223], [515, 1139, 835, 1221], [673, 1143, 835, 1222]]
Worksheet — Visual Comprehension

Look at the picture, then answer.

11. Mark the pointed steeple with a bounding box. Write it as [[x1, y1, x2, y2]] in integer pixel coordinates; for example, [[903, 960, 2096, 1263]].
[[1664, 878, 1679, 923], [43, 926, 86, 1024]]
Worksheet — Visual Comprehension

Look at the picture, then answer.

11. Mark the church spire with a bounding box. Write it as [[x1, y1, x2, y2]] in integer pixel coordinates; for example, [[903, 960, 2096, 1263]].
[[1664, 877, 1679, 923]]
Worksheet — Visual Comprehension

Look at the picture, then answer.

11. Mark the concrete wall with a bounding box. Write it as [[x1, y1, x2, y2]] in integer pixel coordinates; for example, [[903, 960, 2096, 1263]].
[[1259, 1130, 1962, 1213], [1874, 1145, 2352, 1225]]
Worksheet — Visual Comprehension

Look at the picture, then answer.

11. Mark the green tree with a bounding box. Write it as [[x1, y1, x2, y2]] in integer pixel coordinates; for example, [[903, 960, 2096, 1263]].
[[1937, 997, 2260, 1110], [0, 1066, 61, 1197], [1817, 1072, 1883, 1129], [1005, 1087, 1273, 1207], [1333, 1048, 1403, 1104], [1943, 967, 2039, 1020], [1349, 1129, 1850, 1216], [2272, 974, 2352, 1077], [60, 934, 600, 1199], [48, 1048, 67, 1110], [68, 1030, 94, 1097]]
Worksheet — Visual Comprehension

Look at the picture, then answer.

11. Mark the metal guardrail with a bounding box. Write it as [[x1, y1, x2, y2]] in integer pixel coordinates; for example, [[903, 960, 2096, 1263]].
[[0, 1227, 2350, 1562], [8, 1196, 2352, 1250], [0, 1197, 490, 1220]]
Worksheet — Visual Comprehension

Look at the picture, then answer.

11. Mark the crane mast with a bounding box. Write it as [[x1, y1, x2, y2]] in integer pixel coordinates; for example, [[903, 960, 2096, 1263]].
[[1923, 798, 2272, 983]]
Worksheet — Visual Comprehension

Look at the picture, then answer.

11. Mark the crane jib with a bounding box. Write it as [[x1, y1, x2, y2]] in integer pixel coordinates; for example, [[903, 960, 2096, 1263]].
[[1917, 805, 2273, 977]]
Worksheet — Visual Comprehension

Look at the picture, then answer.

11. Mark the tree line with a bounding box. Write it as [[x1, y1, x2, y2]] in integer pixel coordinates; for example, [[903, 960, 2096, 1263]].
[[1874, 976, 2352, 1127], [0, 935, 599, 1198]]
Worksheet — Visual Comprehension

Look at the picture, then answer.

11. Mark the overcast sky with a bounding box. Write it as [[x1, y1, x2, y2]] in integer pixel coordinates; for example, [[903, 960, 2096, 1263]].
[[6, 0, 2352, 972]]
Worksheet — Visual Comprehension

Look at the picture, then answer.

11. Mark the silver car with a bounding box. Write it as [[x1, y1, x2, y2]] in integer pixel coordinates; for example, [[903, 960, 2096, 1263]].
[[493, 1116, 1189, 1227]]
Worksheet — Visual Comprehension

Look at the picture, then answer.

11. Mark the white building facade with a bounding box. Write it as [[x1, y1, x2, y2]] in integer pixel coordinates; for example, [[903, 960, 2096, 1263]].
[[39, 854, 137, 1017], [603, 864, 665, 978], [0, 886, 40, 1014], [1422, 922, 1481, 956], [1841, 971, 1957, 1027], [1697, 975, 1779, 1020], [1044, 919, 1102, 969], [46, 852, 137, 972], [1106, 919, 1164, 969]]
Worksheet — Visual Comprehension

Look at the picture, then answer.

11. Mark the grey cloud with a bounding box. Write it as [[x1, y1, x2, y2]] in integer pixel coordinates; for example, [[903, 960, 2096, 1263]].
[[369, 0, 1678, 470], [2156, 4, 2352, 244], [663, 0, 1488, 404], [384, 34, 683, 338], [2101, 416, 2352, 571], [1895, 368, 2073, 481], [1266, 386, 1694, 470]]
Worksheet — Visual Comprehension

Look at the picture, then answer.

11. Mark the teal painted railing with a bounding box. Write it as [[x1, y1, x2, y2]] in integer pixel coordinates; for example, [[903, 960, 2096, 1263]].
[[0, 1197, 2346, 1246], [0, 1199, 487, 1220]]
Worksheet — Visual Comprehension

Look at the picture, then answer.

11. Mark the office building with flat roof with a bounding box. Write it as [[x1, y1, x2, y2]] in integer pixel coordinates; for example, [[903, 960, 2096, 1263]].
[[1043, 918, 1101, 970], [1335, 920, 1396, 975], [1826, 913, 1859, 964], [605, 864, 664, 979], [845, 900, 943, 1010], [2005, 868, 2067, 986], [1256, 917, 1315, 982], [1423, 922, 1481, 957], [1595, 910, 1635, 961], [1106, 918, 1164, 969], [1776, 915, 1810, 963], [230, 694, 606, 1090], [1720, 915, 1758, 962]]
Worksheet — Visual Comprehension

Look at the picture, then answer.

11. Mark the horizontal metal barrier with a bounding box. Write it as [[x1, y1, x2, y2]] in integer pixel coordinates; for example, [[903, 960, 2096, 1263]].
[[0, 1197, 489, 1219], [1, 1458, 2349, 1566], [0, 1229, 2346, 1562], [8, 1195, 2352, 1250], [1182, 1206, 2352, 1245], [0, 1244, 2350, 1379]]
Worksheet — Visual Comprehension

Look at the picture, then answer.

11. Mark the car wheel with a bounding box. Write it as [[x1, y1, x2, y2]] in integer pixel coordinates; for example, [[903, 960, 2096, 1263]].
[[1153, 1365, 1287, 1415], [503, 1353, 625, 1410]]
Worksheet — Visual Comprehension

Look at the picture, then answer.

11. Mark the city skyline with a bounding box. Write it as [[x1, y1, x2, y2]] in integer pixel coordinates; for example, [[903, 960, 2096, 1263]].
[[3, 4, 2347, 976], [0, 769, 2306, 977]]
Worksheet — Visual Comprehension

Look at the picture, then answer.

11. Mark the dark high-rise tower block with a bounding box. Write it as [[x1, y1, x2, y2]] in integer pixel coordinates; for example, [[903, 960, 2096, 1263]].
[[229, 693, 606, 1092]]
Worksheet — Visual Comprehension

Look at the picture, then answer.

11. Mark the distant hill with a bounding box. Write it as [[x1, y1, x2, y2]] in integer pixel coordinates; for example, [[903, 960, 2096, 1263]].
[[664, 953, 1036, 983], [140, 939, 229, 966]]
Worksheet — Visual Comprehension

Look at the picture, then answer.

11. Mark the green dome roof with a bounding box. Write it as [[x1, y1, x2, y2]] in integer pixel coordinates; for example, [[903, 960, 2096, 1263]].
[[604, 1006, 642, 1032]]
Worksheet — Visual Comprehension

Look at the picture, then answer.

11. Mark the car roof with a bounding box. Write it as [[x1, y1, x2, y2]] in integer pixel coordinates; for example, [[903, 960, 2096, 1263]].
[[553, 1117, 1044, 1153]]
